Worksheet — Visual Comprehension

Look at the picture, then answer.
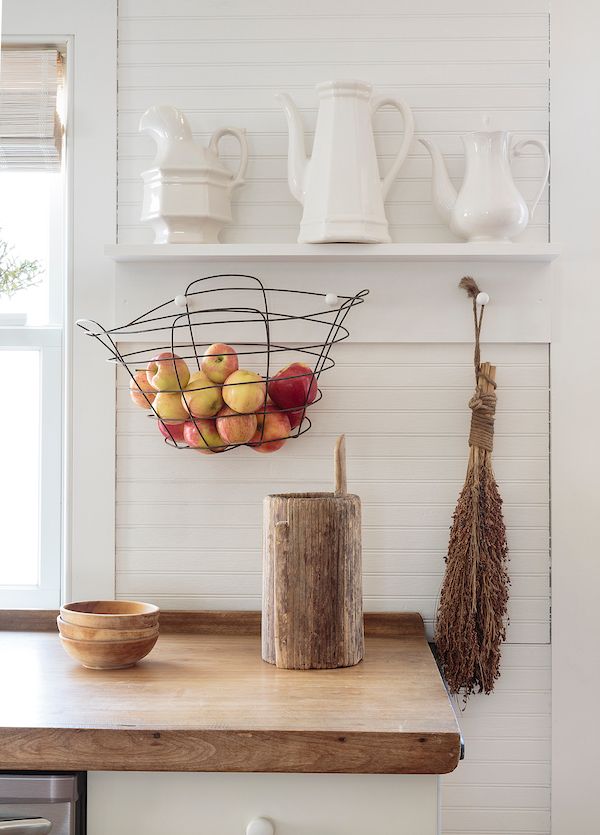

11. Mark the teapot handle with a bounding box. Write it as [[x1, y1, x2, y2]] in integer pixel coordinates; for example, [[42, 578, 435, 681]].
[[370, 95, 415, 199], [209, 127, 249, 189], [511, 138, 550, 218]]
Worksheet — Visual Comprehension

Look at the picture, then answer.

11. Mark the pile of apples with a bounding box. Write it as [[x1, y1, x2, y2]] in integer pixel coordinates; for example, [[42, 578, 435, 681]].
[[128, 343, 318, 454]]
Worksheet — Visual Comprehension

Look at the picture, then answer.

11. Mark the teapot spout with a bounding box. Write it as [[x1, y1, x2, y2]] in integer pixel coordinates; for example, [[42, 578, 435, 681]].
[[276, 93, 308, 205], [419, 137, 457, 225]]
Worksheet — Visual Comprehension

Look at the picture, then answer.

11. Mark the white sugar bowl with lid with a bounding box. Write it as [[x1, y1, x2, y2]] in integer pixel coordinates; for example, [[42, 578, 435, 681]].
[[139, 104, 248, 244]]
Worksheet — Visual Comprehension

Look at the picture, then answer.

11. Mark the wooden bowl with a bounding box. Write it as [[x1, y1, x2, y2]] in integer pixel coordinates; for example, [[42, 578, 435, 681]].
[[56, 615, 159, 643], [60, 600, 159, 630], [59, 633, 159, 669]]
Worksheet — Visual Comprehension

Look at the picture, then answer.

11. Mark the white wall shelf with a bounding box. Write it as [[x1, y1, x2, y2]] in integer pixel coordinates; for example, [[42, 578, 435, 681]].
[[106, 242, 562, 264]]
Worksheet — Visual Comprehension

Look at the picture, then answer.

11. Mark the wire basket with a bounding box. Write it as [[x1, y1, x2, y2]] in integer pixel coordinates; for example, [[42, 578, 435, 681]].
[[77, 273, 368, 454]]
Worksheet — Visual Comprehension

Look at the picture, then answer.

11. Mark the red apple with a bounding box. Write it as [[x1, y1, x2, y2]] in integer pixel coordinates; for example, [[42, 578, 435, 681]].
[[250, 403, 291, 453], [146, 351, 190, 391], [222, 369, 266, 413], [183, 419, 225, 454], [216, 405, 257, 445], [129, 370, 156, 409], [158, 420, 186, 444], [287, 409, 305, 430], [201, 343, 239, 384], [267, 363, 317, 421]]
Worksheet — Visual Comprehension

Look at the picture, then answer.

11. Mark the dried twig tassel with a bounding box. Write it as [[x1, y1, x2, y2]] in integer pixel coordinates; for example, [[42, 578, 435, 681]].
[[435, 277, 510, 697]]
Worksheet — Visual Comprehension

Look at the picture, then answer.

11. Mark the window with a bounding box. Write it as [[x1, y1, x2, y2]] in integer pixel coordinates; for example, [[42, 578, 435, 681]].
[[0, 46, 66, 607]]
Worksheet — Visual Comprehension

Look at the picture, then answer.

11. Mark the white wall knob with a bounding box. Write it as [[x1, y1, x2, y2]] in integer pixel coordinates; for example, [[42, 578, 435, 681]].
[[476, 292, 490, 306], [174, 294, 188, 308], [246, 818, 275, 835], [325, 293, 339, 306]]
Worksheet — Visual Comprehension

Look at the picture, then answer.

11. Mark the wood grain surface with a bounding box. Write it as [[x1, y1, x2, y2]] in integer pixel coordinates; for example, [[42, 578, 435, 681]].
[[0, 612, 460, 774], [0, 609, 425, 636], [0, 609, 60, 630], [262, 492, 363, 669]]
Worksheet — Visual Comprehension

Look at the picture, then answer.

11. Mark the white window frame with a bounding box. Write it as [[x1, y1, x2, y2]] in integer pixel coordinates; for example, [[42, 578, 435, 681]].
[[1, 1, 117, 606], [0, 39, 68, 607], [0, 41, 67, 607]]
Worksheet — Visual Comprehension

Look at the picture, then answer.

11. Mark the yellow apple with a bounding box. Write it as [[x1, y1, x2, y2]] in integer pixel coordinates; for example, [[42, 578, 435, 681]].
[[222, 370, 266, 413], [146, 351, 190, 391], [201, 343, 239, 384], [153, 392, 189, 423], [181, 371, 223, 418]]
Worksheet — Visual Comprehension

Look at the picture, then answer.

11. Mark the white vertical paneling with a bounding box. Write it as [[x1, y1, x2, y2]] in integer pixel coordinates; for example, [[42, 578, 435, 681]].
[[116, 4, 551, 835], [117, 0, 550, 244], [115, 342, 549, 644], [443, 644, 551, 834]]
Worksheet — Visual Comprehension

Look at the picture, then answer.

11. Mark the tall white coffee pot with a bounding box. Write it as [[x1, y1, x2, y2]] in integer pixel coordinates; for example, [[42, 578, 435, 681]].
[[278, 80, 414, 243]]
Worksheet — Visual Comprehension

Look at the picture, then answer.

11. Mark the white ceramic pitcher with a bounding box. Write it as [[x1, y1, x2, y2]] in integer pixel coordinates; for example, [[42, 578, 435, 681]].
[[420, 128, 550, 242], [277, 80, 415, 243], [139, 105, 248, 244]]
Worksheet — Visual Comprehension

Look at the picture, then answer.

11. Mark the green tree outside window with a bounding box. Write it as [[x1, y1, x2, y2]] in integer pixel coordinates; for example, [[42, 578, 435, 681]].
[[0, 237, 42, 298]]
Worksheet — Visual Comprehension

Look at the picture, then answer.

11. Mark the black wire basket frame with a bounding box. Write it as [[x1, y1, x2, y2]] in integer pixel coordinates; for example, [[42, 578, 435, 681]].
[[77, 273, 369, 453]]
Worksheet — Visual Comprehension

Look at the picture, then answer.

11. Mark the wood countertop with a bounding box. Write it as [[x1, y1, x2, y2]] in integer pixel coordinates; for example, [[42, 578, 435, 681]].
[[0, 611, 461, 774]]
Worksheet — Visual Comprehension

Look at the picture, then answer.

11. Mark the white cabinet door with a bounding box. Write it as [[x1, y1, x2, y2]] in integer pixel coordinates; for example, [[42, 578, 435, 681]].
[[88, 772, 439, 835]]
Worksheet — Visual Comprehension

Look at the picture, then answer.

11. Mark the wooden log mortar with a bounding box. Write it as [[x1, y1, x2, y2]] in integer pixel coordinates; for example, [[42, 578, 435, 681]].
[[262, 435, 364, 669]]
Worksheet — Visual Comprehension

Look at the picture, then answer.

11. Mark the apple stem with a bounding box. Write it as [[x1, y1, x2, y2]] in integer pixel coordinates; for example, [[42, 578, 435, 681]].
[[334, 434, 347, 496]]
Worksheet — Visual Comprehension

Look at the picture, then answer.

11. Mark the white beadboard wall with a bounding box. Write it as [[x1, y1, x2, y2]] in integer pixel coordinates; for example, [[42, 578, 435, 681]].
[[116, 342, 549, 642], [116, 2, 551, 834]]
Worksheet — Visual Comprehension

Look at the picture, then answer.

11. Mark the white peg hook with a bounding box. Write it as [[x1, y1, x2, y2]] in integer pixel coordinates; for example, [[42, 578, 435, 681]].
[[325, 293, 339, 306], [246, 818, 275, 835], [174, 294, 188, 308], [476, 292, 489, 306]]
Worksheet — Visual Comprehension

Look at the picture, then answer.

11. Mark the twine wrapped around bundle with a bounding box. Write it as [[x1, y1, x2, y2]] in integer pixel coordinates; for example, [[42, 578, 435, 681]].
[[435, 277, 510, 697]]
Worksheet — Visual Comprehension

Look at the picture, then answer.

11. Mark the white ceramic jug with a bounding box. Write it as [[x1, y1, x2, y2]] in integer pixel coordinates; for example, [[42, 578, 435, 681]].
[[139, 105, 248, 244], [277, 80, 414, 243], [420, 129, 550, 242]]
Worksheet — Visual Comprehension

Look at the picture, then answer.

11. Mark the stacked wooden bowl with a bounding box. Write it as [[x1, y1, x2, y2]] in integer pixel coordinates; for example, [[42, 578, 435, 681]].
[[57, 601, 159, 669]]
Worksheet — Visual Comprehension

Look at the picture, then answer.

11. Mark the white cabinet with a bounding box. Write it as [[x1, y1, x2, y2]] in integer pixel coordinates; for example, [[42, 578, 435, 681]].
[[87, 772, 439, 835]]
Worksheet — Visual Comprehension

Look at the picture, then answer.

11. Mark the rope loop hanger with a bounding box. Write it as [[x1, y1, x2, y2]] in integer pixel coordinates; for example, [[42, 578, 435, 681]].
[[459, 276, 497, 452]]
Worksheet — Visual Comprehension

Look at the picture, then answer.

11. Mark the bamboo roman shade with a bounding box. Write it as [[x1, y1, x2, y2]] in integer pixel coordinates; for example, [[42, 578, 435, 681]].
[[0, 48, 64, 171]]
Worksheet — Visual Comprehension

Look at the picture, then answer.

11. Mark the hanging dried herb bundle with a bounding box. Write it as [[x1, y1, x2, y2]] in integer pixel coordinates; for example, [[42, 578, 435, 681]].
[[435, 277, 510, 697]]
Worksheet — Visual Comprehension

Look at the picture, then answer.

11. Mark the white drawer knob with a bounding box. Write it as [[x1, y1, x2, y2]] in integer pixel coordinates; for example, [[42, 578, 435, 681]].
[[246, 818, 275, 835]]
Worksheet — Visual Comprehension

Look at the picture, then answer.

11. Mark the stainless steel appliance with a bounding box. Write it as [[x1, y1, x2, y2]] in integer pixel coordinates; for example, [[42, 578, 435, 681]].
[[0, 775, 85, 835]]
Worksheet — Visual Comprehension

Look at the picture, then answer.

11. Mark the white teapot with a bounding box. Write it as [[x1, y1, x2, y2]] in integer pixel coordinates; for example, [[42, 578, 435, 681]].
[[420, 127, 550, 242], [139, 105, 248, 244]]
